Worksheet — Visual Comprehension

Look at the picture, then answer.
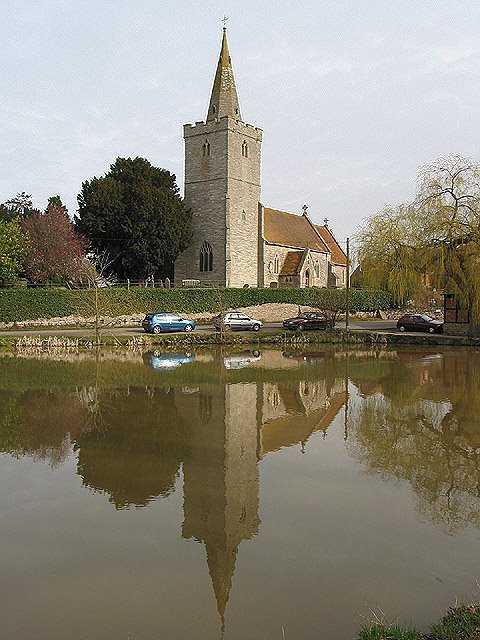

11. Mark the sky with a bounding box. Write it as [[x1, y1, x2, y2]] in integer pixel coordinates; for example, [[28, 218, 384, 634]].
[[1, 0, 479, 248]]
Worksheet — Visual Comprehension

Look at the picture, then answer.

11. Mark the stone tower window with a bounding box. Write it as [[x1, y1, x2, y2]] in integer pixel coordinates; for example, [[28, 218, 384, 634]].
[[203, 140, 211, 157], [242, 140, 248, 158], [241, 209, 246, 221], [200, 241, 213, 272], [274, 253, 279, 274]]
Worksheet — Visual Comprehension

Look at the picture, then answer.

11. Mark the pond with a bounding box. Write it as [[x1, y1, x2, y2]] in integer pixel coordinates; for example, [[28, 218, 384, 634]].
[[1, 346, 479, 639]]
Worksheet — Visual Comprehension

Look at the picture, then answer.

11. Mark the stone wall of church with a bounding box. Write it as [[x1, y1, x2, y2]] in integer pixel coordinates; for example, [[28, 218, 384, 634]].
[[263, 244, 329, 288], [175, 117, 262, 288], [333, 263, 347, 288]]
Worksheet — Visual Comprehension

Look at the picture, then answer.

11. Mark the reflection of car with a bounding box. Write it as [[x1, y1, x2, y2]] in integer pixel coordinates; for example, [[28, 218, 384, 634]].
[[142, 312, 195, 334], [213, 312, 262, 332], [223, 350, 261, 370], [396, 314, 443, 333], [142, 351, 195, 369], [283, 313, 332, 331]]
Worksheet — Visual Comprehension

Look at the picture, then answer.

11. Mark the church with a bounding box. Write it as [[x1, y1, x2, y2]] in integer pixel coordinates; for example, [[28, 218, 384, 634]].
[[174, 28, 347, 289]]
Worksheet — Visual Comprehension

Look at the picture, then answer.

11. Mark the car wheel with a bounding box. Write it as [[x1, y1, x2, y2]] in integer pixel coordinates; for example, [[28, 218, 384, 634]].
[[184, 324, 193, 333], [398, 325, 405, 332], [252, 324, 260, 332], [296, 324, 304, 331], [153, 325, 161, 334], [428, 326, 435, 333]]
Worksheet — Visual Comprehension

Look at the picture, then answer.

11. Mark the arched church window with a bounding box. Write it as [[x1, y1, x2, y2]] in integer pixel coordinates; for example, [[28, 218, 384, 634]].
[[242, 140, 248, 158], [203, 140, 211, 157], [274, 253, 279, 274], [200, 241, 213, 272], [241, 209, 246, 221]]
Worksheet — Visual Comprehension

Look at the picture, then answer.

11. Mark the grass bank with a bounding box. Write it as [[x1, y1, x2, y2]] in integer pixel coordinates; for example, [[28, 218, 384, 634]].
[[358, 601, 480, 639], [2, 328, 480, 351]]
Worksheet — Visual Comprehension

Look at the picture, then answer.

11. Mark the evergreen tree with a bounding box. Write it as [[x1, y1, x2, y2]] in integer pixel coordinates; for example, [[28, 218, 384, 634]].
[[75, 157, 193, 279], [0, 219, 29, 284]]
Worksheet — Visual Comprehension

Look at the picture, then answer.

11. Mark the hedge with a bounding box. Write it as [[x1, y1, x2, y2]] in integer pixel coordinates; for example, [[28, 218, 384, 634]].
[[0, 287, 393, 323]]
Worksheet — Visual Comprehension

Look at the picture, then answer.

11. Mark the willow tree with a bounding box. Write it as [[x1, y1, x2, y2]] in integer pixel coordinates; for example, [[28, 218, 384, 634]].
[[357, 157, 480, 332], [356, 203, 425, 305], [415, 157, 480, 330]]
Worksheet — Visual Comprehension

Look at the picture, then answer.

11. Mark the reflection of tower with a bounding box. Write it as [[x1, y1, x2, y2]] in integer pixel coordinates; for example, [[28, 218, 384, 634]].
[[179, 383, 260, 632]]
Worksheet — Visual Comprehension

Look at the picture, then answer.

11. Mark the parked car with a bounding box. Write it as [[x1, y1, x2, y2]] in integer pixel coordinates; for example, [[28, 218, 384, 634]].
[[213, 312, 263, 332], [142, 312, 195, 334], [283, 312, 332, 331], [396, 314, 443, 333]]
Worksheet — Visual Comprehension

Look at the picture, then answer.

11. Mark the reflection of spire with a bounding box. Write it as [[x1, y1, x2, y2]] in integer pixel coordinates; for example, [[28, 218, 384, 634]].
[[179, 383, 260, 637], [205, 541, 238, 635]]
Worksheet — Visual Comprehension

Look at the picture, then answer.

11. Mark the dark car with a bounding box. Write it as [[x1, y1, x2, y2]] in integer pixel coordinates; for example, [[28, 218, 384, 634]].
[[282, 312, 333, 331], [396, 314, 443, 334]]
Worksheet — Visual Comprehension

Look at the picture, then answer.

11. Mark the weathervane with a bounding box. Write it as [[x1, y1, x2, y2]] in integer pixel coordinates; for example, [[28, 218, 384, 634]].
[[222, 15, 228, 30], [323, 217, 329, 226], [302, 204, 308, 216]]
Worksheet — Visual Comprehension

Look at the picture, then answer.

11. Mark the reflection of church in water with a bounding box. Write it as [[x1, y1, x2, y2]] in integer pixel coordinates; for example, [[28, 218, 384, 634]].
[[179, 378, 346, 629], [74, 369, 346, 631]]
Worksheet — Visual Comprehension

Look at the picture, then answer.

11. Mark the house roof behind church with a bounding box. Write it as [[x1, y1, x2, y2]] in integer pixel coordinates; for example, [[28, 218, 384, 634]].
[[315, 225, 347, 266], [264, 208, 329, 253]]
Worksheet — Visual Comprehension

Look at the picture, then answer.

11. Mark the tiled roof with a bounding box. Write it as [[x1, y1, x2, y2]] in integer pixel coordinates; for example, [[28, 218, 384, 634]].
[[315, 226, 347, 266], [264, 208, 329, 252], [279, 251, 303, 276]]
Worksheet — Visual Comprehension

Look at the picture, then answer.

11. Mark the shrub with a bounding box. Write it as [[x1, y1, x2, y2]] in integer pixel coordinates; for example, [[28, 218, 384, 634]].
[[0, 287, 393, 323]]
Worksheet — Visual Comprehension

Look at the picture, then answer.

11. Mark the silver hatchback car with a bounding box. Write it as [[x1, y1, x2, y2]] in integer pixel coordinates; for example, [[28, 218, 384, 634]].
[[213, 312, 263, 332]]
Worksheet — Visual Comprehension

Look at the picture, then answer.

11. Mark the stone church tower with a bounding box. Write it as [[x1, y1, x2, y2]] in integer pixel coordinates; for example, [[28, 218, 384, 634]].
[[174, 28, 263, 287]]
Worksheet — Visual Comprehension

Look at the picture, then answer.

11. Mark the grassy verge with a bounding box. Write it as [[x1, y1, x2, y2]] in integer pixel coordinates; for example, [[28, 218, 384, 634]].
[[358, 602, 480, 639]]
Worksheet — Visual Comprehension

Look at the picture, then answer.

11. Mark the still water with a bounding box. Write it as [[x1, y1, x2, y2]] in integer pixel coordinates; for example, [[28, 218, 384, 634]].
[[1, 346, 479, 639]]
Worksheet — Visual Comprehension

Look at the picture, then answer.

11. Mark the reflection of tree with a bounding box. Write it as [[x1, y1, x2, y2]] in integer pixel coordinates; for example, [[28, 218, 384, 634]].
[[0, 390, 85, 467], [75, 388, 186, 509], [349, 350, 480, 531]]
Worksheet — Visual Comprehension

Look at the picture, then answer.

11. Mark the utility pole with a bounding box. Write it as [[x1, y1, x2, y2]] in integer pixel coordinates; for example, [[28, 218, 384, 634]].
[[345, 237, 350, 331]]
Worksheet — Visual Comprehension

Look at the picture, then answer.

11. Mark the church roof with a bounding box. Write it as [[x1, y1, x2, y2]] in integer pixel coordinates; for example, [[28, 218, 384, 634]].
[[315, 225, 347, 266], [279, 251, 303, 276], [207, 29, 242, 122], [263, 208, 329, 253]]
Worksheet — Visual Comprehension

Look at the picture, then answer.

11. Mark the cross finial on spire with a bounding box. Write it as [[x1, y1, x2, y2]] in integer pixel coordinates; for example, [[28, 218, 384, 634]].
[[302, 204, 308, 216], [323, 217, 329, 226], [222, 15, 228, 30]]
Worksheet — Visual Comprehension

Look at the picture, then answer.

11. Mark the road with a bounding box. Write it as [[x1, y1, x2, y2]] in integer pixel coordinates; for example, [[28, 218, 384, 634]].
[[0, 320, 399, 337]]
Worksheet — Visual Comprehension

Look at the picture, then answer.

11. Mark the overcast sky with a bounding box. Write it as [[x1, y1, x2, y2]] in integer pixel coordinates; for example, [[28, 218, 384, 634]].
[[1, 0, 479, 247]]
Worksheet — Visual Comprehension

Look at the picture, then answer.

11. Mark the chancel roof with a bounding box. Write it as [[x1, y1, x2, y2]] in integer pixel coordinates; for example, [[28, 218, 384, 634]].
[[315, 226, 347, 266], [263, 208, 329, 253]]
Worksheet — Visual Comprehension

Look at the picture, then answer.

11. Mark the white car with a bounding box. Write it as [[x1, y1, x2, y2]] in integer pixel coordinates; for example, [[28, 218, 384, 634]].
[[213, 312, 263, 332]]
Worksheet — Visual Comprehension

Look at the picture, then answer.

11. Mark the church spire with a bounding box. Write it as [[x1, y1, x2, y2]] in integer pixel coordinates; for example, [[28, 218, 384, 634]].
[[207, 27, 242, 122]]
